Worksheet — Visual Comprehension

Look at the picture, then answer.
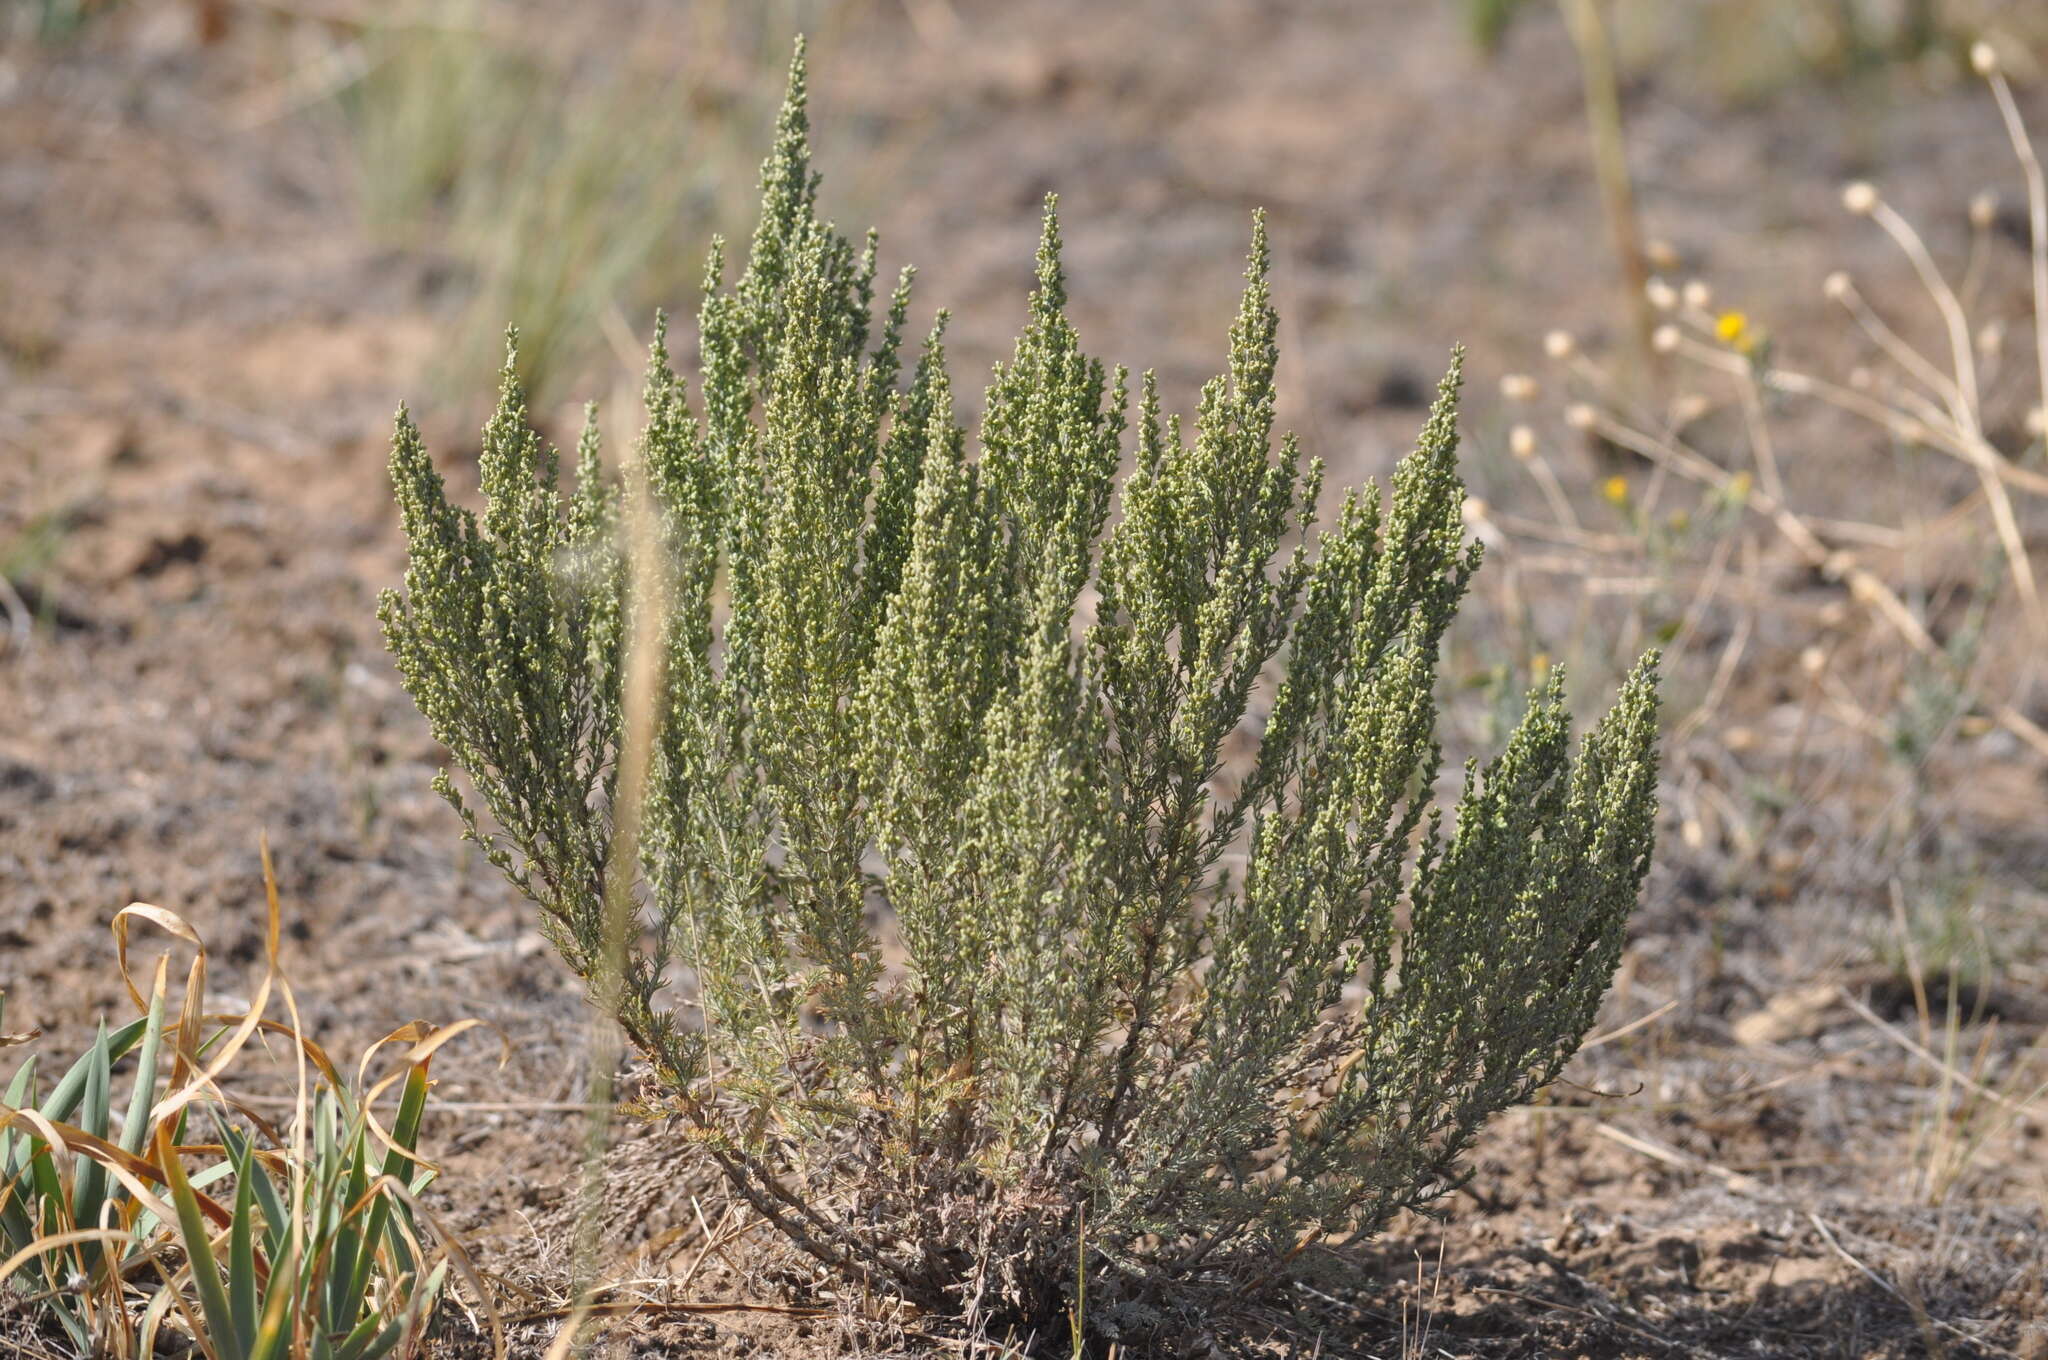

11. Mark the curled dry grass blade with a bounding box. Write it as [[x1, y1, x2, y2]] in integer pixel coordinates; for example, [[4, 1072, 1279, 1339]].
[[0, 841, 500, 1360]]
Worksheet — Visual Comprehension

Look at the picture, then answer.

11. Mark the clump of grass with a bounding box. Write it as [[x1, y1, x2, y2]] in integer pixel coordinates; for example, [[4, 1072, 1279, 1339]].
[[0, 844, 492, 1360], [1879, 874, 1995, 1004], [1875, 881, 2048, 1206], [338, 1, 823, 408]]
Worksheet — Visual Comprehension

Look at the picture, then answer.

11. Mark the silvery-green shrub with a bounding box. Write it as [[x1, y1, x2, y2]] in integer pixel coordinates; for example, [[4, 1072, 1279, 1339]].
[[380, 42, 1660, 1332]]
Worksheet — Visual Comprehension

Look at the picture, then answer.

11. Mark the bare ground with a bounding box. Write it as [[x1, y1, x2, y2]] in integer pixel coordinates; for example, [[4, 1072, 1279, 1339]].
[[3, 3, 2047, 1356]]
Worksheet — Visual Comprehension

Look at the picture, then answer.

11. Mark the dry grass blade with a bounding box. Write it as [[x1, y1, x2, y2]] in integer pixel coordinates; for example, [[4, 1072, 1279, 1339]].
[[1591, 1121, 1765, 1195], [1576, 998, 1678, 1053], [1839, 991, 2043, 1118], [567, 406, 671, 1312], [1983, 51, 2048, 428], [1579, 409, 2048, 760], [1806, 1214, 2014, 1358], [0, 841, 496, 1359], [515, 1298, 831, 1325], [0, 1228, 132, 1294], [536, 1294, 596, 1360], [0, 1105, 214, 1229]]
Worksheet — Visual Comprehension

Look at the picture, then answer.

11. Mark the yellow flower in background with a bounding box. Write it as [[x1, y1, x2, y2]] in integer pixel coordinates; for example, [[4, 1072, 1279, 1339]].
[[1602, 475, 1630, 506], [1716, 309, 1761, 355], [1728, 471, 1754, 503]]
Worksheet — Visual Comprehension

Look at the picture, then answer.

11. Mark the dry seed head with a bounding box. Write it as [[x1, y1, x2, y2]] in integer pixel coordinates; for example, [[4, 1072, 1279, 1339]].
[[1671, 392, 1710, 425], [1818, 600, 1850, 628], [1461, 495, 1491, 525], [1646, 277, 1678, 311], [2027, 406, 2046, 436], [1970, 191, 1999, 230], [1799, 645, 1826, 677], [1544, 329, 1576, 359], [1848, 365, 1873, 389], [1565, 402, 1599, 430], [1822, 549, 1858, 580], [1842, 181, 1878, 216], [1977, 321, 2005, 358], [1972, 41, 2000, 77], [1500, 373, 1540, 402], [1646, 238, 1680, 272], [1652, 325, 1681, 354], [1823, 270, 1853, 301], [1509, 423, 1537, 459], [1682, 280, 1712, 310]]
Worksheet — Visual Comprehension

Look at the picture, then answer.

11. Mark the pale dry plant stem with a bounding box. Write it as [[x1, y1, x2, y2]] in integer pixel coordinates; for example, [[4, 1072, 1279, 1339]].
[[570, 433, 669, 1326], [1866, 201, 1980, 422], [1726, 338, 1786, 505], [1672, 328, 2045, 635], [1581, 407, 2048, 758], [1830, 279, 1963, 412], [1764, 366, 2048, 495], [1669, 534, 1755, 745], [1986, 68, 2048, 424], [269, 836, 317, 1360], [0, 570, 34, 656], [1959, 204, 1993, 311], [1559, 0, 1654, 367], [1846, 208, 2041, 625], [541, 1296, 600, 1360], [1807, 1214, 1983, 1354], [1518, 443, 1584, 531], [1664, 528, 1734, 659]]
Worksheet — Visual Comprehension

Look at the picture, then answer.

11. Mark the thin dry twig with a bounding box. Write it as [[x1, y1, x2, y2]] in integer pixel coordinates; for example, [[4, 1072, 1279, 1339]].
[[1577, 998, 1679, 1053], [1806, 1213, 2015, 1358], [511, 1298, 831, 1324], [1584, 409, 2048, 759], [1590, 1121, 1765, 1195], [1838, 991, 2040, 1116], [1468, 1285, 1671, 1350], [1986, 59, 2048, 431]]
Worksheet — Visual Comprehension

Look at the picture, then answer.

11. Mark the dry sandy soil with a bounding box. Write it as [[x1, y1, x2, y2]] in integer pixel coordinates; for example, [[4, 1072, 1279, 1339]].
[[4, 2, 2048, 1356]]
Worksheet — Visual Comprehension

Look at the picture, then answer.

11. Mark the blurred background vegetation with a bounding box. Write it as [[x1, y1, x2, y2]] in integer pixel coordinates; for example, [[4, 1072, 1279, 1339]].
[[337, 0, 846, 405], [1465, 0, 2042, 92]]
